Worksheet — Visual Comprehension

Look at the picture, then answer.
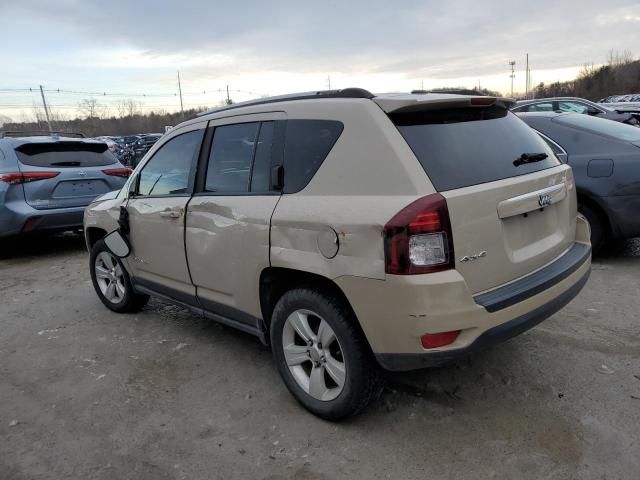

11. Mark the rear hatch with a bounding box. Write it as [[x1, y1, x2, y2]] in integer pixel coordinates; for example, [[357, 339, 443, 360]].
[[388, 98, 576, 294], [15, 141, 125, 210]]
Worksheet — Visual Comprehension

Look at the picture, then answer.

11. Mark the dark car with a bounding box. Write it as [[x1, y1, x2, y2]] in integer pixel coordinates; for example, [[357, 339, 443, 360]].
[[512, 97, 640, 127], [0, 132, 131, 238], [132, 134, 163, 165], [517, 111, 640, 250], [113, 135, 141, 148]]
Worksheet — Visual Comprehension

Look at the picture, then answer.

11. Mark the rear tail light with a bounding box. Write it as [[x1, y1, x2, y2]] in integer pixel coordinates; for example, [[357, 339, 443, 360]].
[[102, 168, 133, 177], [0, 171, 60, 185], [421, 330, 460, 349], [383, 193, 454, 274]]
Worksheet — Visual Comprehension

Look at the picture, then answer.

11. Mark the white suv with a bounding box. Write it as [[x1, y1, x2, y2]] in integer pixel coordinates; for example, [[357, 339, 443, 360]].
[[84, 88, 591, 420]]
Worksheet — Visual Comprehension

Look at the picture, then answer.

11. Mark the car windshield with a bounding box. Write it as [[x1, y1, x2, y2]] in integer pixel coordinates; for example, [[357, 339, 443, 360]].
[[554, 113, 640, 142]]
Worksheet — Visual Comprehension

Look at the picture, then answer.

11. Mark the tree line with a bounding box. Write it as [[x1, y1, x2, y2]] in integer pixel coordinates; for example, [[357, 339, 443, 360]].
[[1, 105, 210, 138], [532, 51, 640, 101]]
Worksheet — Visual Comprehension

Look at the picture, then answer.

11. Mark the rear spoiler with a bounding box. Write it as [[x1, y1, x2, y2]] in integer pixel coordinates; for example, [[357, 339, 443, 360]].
[[374, 95, 516, 114]]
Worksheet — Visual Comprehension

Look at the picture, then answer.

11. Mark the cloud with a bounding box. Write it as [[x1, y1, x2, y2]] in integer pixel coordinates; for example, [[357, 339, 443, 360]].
[[0, 0, 639, 118]]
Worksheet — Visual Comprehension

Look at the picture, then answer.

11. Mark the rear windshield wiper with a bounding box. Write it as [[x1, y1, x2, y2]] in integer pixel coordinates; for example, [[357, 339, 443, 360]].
[[50, 161, 82, 167], [513, 152, 548, 167]]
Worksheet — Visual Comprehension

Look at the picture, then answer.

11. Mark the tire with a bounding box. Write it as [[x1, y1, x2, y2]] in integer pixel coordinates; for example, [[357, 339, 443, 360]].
[[578, 203, 607, 252], [90, 239, 149, 313], [270, 288, 383, 421]]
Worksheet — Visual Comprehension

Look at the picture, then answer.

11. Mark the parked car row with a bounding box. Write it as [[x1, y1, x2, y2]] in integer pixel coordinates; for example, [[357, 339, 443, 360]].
[[599, 93, 640, 103], [91, 133, 164, 167], [511, 97, 640, 126]]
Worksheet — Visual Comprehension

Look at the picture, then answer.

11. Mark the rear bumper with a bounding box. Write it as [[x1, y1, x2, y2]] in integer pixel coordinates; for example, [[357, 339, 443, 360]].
[[375, 268, 589, 371], [0, 202, 85, 238], [337, 235, 591, 371]]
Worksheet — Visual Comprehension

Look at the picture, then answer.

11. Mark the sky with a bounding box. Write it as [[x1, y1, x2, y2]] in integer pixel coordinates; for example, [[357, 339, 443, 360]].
[[1, 0, 640, 123]]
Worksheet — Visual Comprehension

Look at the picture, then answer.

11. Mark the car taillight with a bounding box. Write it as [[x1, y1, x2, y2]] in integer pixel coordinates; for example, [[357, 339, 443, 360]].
[[0, 171, 60, 185], [102, 168, 132, 177], [383, 193, 454, 274]]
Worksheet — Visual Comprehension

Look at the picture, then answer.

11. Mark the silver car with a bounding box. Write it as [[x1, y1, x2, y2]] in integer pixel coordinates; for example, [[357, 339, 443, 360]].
[[0, 132, 131, 238]]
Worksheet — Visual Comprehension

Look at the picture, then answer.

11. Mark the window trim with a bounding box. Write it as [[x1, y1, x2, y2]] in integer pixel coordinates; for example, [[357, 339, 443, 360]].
[[131, 127, 205, 199]]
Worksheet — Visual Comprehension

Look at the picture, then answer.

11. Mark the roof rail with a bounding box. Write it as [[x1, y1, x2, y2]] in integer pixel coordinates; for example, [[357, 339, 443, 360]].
[[198, 87, 375, 116], [0, 131, 86, 139]]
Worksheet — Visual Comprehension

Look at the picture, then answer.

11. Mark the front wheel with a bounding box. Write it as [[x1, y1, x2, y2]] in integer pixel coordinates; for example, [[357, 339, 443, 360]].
[[90, 239, 148, 313], [270, 288, 383, 421]]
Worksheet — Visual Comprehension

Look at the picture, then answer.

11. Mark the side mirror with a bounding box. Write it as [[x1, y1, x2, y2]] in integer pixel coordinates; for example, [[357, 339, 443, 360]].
[[587, 108, 600, 116], [103, 230, 130, 258]]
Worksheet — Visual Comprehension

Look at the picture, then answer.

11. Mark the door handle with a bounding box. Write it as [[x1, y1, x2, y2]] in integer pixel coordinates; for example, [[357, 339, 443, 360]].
[[159, 208, 182, 219]]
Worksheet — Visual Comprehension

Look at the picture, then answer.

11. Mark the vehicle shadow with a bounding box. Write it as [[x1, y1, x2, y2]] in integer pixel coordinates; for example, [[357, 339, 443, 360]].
[[595, 237, 640, 259], [0, 232, 86, 261]]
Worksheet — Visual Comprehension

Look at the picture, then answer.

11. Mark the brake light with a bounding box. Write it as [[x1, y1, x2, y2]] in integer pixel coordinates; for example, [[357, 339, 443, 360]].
[[0, 171, 60, 185], [421, 330, 460, 349], [470, 97, 496, 106], [383, 193, 454, 274], [102, 168, 132, 177]]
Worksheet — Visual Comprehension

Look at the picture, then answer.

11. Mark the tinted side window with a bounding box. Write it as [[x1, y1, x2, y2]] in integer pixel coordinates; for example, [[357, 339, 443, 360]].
[[528, 102, 554, 112], [138, 130, 202, 196], [206, 123, 259, 193], [283, 120, 343, 193], [558, 101, 589, 114]]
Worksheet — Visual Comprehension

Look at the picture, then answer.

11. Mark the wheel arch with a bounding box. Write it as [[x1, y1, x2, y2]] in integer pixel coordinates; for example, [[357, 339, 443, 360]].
[[85, 226, 108, 250], [259, 267, 370, 347], [576, 190, 616, 238]]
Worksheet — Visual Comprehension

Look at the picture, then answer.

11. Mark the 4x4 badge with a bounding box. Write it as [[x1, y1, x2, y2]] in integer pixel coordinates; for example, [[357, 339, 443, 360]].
[[460, 251, 487, 263], [538, 193, 552, 207]]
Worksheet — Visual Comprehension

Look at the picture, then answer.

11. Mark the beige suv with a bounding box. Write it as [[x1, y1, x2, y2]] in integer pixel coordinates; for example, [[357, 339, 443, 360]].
[[84, 88, 591, 420]]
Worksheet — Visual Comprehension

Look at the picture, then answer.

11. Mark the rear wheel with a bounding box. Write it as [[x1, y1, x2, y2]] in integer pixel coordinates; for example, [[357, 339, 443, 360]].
[[579, 203, 607, 252], [90, 239, 148, 313], [270, 288, 383, 421]]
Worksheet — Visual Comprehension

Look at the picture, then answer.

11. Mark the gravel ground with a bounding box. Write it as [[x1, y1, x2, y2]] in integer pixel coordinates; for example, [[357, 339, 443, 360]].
[[1, 234, 639, 480]]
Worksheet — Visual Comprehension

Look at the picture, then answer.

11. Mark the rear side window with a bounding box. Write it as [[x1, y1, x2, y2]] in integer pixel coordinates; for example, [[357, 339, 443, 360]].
[[283, 120, 343, 193], [205, 122, 259, 193], [392, 107, 560, 191], [15, 142, 117, 168]]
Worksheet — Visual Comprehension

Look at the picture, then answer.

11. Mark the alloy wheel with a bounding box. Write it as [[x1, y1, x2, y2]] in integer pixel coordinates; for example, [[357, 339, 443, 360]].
[[281, 309, 346, 401]]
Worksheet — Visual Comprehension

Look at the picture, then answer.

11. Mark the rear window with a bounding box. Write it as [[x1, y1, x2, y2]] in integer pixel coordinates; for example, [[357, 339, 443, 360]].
[[553, 113, 640, 142], [392, 107, 560, 191], [283, 120, 343, 193], [15, 142, 117, 168]]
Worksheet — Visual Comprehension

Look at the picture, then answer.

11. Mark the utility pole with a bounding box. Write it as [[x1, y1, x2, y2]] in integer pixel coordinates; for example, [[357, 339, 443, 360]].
[[327, 75, 331, 90], [39, 85, 52, 132], [509, 61, 516, 97], [525, 53, 529, 99], [177, 71, 184, 119], [226, 85, 231, 104]]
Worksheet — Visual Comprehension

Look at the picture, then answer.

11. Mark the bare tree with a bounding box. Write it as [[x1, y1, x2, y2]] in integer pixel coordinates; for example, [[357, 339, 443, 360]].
[[114, 99, 143, 118], [78, 98, 100, 119]]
